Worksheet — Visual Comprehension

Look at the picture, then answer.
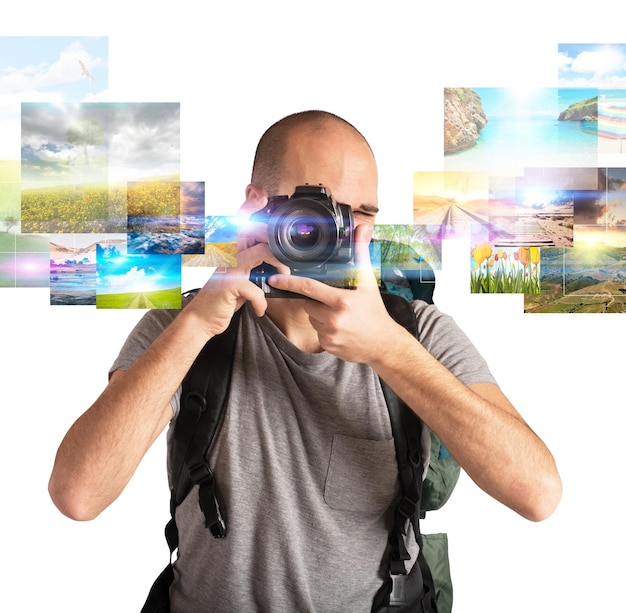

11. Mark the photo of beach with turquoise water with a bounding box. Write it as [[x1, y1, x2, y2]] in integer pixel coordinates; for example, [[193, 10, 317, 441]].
[[444, 88, 599, 172]]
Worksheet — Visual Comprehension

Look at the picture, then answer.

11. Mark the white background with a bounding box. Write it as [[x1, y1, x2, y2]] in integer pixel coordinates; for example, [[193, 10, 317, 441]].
[[2, 3, 623, 611]]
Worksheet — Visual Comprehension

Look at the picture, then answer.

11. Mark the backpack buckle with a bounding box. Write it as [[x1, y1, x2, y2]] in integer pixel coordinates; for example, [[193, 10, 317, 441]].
[[389, 573, 407, 606], [397, 493, 418, 520], [189, 462, 214, 486], [192, 464, 228, 539], [209, 513, 227, 538]]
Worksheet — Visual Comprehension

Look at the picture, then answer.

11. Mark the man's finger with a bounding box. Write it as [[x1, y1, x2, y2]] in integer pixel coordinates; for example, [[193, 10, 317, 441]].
[[267, 273, 335, 304], [353, 224, 379, 289], [237, 220, 269, 251], [236, 242, 290, 275]]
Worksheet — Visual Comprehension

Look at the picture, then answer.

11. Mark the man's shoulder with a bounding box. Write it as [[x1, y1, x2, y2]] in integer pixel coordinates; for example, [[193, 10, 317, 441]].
[[410, 299, 466, 345], [411, 298, 446, 327]]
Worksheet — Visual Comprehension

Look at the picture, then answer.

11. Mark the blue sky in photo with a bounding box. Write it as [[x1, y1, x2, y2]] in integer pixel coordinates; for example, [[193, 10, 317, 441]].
[[558, 43, 626, 88], [97, 250, 181, 295], [0, 36, 108, 159]]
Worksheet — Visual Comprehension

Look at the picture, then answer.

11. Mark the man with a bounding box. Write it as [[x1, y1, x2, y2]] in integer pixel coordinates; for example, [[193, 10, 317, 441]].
[[49, 111, 562, 611]]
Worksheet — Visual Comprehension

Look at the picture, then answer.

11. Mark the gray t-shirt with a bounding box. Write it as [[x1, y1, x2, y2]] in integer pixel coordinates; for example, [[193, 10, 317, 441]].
[[110, 299, 496, 613]]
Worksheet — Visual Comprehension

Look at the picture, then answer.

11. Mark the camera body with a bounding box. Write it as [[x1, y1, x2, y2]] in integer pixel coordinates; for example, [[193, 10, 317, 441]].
[[249, 184, 355, 298]]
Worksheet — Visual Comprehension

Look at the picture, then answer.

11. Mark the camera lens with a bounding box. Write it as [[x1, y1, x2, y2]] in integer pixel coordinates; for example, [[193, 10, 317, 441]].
[[289, 221, 320, 249], [268, 199, 338, 267]]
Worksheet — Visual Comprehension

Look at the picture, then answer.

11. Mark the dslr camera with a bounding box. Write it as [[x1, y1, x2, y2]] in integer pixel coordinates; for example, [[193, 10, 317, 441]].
[[249, 184, 355, 298]]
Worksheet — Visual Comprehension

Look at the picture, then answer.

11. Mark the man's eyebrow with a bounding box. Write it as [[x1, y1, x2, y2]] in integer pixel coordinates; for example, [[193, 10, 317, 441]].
[[339, 202, 380, 214]]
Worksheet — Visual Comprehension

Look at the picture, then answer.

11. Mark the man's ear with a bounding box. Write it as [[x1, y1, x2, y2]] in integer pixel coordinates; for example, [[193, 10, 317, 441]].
[[245, 183, 266, 203], [238, 184, 268, 216]]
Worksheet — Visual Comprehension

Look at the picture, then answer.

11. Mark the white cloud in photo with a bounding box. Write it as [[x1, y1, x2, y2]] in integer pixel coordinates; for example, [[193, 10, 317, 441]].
[[570, 49, 626, 76], [100, 265, 147, 291], [558, 44, 626, 89], [0, 37, 108, 159], [21, 102, 179, 187]]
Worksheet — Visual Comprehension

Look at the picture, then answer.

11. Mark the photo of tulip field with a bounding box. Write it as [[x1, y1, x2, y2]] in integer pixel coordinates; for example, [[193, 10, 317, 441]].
[[471, 243, 541, 294]]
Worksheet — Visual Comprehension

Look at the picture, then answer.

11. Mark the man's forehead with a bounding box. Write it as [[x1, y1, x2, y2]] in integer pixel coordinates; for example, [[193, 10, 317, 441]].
[[280, 127, 377, 197]]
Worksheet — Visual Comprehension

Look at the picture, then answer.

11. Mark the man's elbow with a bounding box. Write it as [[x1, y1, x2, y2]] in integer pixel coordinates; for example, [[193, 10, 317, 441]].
[[48, 475, 105, 522], [519, 470, 563, 522]]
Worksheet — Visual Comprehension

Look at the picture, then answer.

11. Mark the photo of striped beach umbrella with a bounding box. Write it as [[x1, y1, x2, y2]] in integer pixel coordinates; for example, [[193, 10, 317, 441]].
[[598, 98, 626, 153]]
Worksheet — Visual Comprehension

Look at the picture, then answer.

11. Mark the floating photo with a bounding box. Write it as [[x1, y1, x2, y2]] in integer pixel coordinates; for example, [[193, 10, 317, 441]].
[[50, 234, 100, 305], [0, 225, 50, 287], [488, 167, 597, 248], [413, 171, 491, 238], [21, 102, 180, 233], [470, 225, 541, 294], [183, 215, 240, 267], [0, 36, 108, 161], [559, 44, 626, 155], [373, 224, 440, 303], [524, 239, 626, 313], [96, 240, 181, 309], [443, 87, 598, 172], [127, 181, 204, 255]]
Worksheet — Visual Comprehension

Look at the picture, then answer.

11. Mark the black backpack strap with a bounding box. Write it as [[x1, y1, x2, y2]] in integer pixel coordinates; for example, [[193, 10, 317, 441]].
[[141, 306, 242, 613], [140, 562, 174, 613], [171, 307, 243, 535], [373, 293, 438, 613]]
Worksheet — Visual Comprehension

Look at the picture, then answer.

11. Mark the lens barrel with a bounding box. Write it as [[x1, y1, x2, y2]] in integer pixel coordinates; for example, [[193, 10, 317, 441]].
[[249, 185, 355, 296], [268, 198, 341, 268]]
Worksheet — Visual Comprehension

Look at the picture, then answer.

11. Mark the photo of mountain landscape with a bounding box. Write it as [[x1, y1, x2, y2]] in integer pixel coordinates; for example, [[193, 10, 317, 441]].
[[524, 241, 626, 313]]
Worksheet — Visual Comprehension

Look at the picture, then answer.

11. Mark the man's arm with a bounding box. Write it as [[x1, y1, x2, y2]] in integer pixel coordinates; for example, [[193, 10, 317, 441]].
[[49, 196, 274, 521], [48, 308, 213, 521], [267, 225, 562, 521], [367, 331, 561, 521]]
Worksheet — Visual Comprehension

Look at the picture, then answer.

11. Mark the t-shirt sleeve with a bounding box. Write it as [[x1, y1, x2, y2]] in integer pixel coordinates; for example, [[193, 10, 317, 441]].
[[108, 308, 182, 415], [412, 300, 497, 387]]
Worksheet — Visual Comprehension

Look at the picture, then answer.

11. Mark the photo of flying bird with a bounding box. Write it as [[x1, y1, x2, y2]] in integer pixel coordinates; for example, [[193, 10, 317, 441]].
[[79, 60, 94, 81]]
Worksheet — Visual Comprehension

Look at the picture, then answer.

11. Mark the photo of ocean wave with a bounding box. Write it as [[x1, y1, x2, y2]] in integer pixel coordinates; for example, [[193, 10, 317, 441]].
[[50, 264, 96, 305], [444, 88, 599, 172], [127, 228, 204, 254]]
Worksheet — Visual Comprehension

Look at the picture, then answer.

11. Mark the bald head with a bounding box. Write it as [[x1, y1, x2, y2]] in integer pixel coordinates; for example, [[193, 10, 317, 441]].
[[251, 110, 374, 196]]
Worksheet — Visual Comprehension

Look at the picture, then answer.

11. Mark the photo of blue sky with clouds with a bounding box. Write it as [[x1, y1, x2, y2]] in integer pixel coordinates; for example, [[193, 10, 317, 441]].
[[0, 37, 108, 159], [558, 44, 626, 87], [21, 102, 181, 189], [97, 246, 182, 297]]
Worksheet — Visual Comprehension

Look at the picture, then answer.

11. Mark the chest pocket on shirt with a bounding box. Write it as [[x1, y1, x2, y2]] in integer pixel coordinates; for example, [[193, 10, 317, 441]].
[[324, 434, 399, 514]]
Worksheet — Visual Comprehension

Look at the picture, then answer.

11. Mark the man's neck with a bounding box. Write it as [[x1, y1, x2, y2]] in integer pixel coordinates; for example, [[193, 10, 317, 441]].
[[264, 299, 324, 354]]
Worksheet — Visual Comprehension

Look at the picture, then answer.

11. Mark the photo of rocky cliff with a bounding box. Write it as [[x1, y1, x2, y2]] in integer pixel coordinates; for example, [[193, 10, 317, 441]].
[[443, 88, 488, 155]]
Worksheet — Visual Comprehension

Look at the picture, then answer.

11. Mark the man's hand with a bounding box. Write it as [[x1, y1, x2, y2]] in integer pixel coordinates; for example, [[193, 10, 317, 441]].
[[267, 224, 405, 363], [182, 195, 290, 340]]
